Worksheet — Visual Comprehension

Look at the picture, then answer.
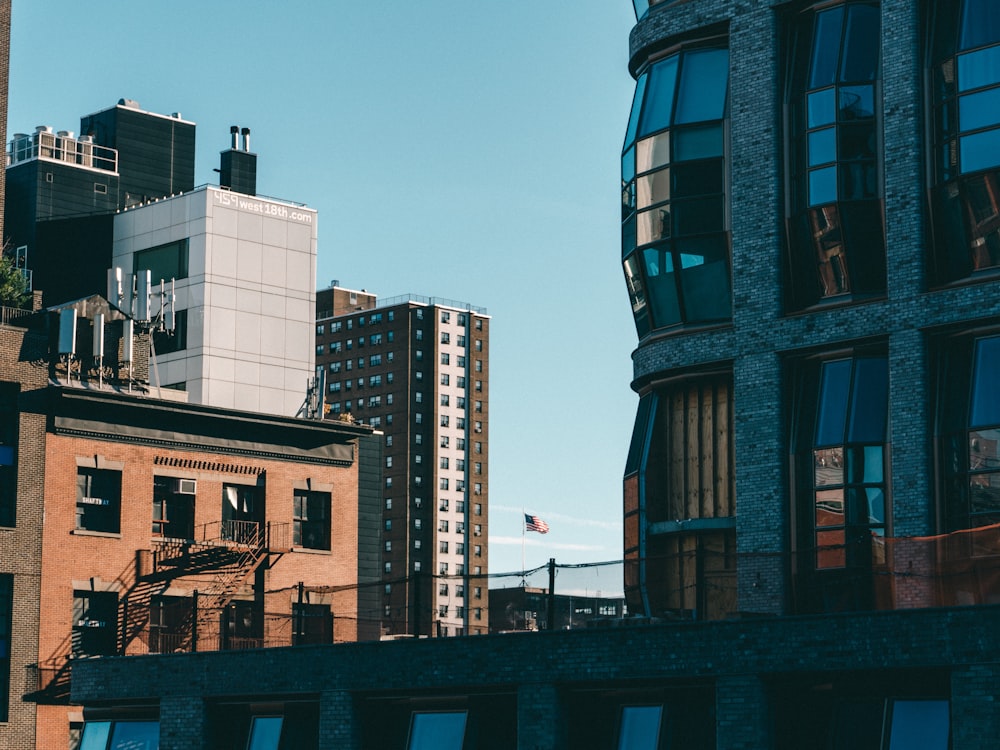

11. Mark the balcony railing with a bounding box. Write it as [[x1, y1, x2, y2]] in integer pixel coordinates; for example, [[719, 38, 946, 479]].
[[8, 130, 118, 172]]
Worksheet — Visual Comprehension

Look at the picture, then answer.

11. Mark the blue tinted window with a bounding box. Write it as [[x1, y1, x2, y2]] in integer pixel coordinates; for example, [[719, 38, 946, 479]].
[[809, 128, 837, 166], [959, 88, 1000, 130], [810, 7, 846, 88], [625, 74, 648, 150], [888, 701, 950, 750], [960, 0, 1000, 51], [674, 124, 723, 161], [409, 712, 467, 750], [839, 85, 874, 119], [675, 48, 729, 124], [618, 705, 662, 750], [971, 336, 1000, 427], [960, 129, 1000, 172], [839, 4, 880, 82], [808, 166, 838, 206], [247, 717, 282, 750], [847, 357, 888, 443], [808, 88, 837, 127], [110, 722, 160, 750], [638, 56, 679, 138], [815, 359, 852, 446], [957, 46, 1000, 91], [678, 237, 730, 322], [642, 248, 681, 327], [80, 722, 112, 750]]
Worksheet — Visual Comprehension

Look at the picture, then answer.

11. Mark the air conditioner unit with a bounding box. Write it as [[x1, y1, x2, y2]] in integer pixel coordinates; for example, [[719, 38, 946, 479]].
[[172, 478, 197, 495]]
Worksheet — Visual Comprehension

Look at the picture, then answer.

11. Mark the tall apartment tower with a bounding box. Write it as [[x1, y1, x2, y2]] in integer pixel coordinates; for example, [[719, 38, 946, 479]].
[[621, 0, 1000, 743], [316, 284, 490, 637]]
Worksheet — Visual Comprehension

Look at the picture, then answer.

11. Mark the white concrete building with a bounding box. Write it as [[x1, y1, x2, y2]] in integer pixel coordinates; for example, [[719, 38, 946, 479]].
[[112, 186, 317, 416]]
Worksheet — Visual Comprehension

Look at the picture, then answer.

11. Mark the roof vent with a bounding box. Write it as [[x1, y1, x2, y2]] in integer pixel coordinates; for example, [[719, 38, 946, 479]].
[[118, 98, 140, 109]]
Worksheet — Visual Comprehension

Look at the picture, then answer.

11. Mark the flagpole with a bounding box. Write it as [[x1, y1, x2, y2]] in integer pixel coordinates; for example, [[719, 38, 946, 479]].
[[521, 507, 526, 586]]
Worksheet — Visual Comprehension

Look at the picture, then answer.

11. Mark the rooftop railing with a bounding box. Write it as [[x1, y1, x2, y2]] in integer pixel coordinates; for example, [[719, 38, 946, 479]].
[[8, 130, 117, 173]]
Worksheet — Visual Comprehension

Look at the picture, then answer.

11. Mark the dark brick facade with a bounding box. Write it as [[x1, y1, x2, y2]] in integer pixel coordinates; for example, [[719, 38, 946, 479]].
[[70, 606, 1000, 749]]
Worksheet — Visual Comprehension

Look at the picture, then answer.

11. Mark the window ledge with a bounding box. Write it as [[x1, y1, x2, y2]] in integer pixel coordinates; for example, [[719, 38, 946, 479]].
[[290, 546, 331, 555], [72, 529, 122, 539]]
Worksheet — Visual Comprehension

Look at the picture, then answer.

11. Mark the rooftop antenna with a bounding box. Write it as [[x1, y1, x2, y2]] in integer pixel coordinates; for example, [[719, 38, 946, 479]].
[[92, 313, 105, 389]]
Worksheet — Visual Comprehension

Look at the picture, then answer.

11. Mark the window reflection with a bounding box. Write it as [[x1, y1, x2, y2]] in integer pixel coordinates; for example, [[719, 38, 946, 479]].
[[929, 0, 1000, 280], [794, 354, 889, 609], [618, 706, 662, 750], [786, 2, 885, 309], [622, 45, 731, 335]]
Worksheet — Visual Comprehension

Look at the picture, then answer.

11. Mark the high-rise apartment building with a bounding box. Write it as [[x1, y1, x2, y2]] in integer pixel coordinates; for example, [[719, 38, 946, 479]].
[[316, 284, 490, 637]]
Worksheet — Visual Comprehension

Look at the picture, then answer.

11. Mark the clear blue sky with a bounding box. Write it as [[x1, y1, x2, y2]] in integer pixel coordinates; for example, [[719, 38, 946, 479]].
[[8, 0, 639, 577]]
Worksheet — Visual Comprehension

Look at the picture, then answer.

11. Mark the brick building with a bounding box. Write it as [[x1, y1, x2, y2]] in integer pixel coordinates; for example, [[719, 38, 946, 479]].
[[316, 285, 490, 638], [0, 301, 376, 750], [619, 0, 1000, 745], [29, 0, 1000, 748]]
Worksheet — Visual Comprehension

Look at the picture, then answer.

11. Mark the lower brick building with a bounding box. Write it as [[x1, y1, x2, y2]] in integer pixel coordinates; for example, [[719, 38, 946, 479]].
[[0, 300, 377, 750]]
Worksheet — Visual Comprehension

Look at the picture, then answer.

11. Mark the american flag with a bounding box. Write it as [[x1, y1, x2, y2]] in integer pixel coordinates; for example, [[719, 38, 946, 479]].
[[524, 513, 549, 534]]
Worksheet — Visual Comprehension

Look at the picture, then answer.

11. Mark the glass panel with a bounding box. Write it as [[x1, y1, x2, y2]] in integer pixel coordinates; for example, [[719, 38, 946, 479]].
[[637, 206, 671, 245], [623, 255, 650, 337], [677, 236, 730, 322], [960, 0, 1000, 51], [848, 445, 884, 484], [809, 6, 846, 89], [970, 473, 1000, 516], [409, 712, 467, 750], [109, 721, 160, 750], [675, 48, 729, 124], [638, 55, 679, 138], [80, 722, 112, 750], [839, 124, 876, 162], [633, 0, 650, 23], [618, 705, 662, 750], [971, 336, 1000, 427], [806, 205, 851, 297], [861, 486, 885, 526], [971, 429, 1000, 470], [247, 717, 283, 750], [637, 168, 671, 209], [814, 448, 844, 487], [816, 489, 845, 527], [847, 357, 889, 443], [674, 124, 723, 161], [642, 248, 681, 328], [672, 160, 724, 198], [839, 160, 878, 200], [809, 127, 837, 166], [636, 132, 670, 173], [625, 395, 655, 475], [838, 201, 886, 292], [817, 528, 846, 569], [887, 700, 950, 750], [623, 180, 636, 221], [808, 88, 837, 127], [839, 4, 880, 83], [839, 85, 875, 120], [625, 74, 649, 150], [622, 146, 636, 183], [831, 700, 885, 750], [673, 196, 724, 236], [623, 214, 637, 258], [957, 46, 1000, 92], [959, 88, 1000, 132], [808, 166, 837, 206], [816, 359, 852, 446]]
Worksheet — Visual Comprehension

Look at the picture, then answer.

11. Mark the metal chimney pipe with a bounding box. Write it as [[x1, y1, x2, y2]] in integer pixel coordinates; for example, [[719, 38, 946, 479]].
[[230, 125, 239, 150], [241, 127, 251, 152]]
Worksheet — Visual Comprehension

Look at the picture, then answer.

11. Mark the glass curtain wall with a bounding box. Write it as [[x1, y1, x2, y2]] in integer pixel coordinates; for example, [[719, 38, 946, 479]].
[[928, 0, 1000, 281], [785, 2, 885, 309], [622, 44, 731, 338], [791, 354, 889, 612]]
